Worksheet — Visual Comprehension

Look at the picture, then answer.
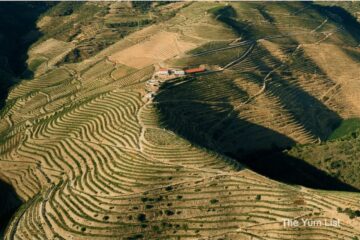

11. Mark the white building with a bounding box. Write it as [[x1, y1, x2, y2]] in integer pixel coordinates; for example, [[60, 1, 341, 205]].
[[147, 79, 157, 84], [157, 69, 170, 76], [173, 70, 185, 76], [144, 93, 155, 102]]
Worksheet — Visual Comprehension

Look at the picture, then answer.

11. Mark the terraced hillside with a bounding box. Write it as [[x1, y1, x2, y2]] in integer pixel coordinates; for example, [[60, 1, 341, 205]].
[[1, 2, 360, 240]]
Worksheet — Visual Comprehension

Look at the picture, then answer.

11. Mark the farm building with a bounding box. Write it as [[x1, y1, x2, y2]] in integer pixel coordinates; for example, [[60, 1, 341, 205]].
[[157, 68, 170, 75], [147, 82, 159, 87], [147, 79, 156, 84], [185, 67, 206, 74], [144, 92, 155, 102], [173, 69, 185, 76], [145, 92, 155, 98]]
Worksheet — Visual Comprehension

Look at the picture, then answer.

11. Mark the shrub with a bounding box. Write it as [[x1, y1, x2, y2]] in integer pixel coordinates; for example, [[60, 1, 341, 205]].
[[165, 210, 174, 216], [137, 213, 147, 222], [165, 186, 173, 191], [47, 2, 84, 17]]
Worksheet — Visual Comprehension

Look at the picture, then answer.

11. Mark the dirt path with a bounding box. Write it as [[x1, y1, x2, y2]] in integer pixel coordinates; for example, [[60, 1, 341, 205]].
[[223, 42, 256, 69]]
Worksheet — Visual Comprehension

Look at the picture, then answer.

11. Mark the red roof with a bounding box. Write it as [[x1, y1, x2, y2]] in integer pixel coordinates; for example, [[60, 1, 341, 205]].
[[185, 67, 206, 74]]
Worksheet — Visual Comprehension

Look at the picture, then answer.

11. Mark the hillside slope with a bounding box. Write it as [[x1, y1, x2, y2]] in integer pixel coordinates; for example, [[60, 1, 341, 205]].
[[288, 127, 360, 190], [1, 2, 360, 240]]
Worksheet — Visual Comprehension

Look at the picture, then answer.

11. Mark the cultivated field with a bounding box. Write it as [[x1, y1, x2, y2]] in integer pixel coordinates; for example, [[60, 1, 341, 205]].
[[109, 31, 198, 69]]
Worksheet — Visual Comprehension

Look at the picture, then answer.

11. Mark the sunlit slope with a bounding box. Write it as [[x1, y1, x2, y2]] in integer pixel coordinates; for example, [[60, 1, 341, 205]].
[[0, 2, 360, 240], [6, 170, 360, 240]]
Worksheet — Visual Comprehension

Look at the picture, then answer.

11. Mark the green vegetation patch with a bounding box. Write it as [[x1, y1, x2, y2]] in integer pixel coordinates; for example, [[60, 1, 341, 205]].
[[171, 45, 248, 68], [27, 57, 47, 72], [46, 2, 84, 17], [287, 128, 360, 189], [337, 207, 360, 219], [144, 128, 184, 146], [329, 118, 360, 140], [188, 41, 232, 55], [132, 2, 152, 13]]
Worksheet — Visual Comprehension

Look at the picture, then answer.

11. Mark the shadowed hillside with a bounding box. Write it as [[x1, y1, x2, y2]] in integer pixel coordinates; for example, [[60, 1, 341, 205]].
[[0, 2, 50, 109], [0, 3, 49, 237], [155, 74, 357, 191], [0, 180, 22, 239]]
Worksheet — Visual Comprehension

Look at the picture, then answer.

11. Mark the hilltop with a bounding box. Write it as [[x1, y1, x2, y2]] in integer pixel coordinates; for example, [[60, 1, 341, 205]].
[[0, 2, 360, 239]]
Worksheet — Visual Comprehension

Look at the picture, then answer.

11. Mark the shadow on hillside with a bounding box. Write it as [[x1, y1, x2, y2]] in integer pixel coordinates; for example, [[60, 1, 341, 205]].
[[229, 151, 358, 192], [153, 2, 360, 192], [233, 43, 342, 140], [0, 3, 50, 110], [0, 3, 49, 237], [312, 3, 360, 47], [198, 3, 354, 141], [155, 72, 358, 192], [0, 180, 22, 238]]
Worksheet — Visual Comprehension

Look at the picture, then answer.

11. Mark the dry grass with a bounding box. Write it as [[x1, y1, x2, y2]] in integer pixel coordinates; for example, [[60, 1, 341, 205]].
[[109, 31, 197, 68], [302, 43, 360, 115]]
